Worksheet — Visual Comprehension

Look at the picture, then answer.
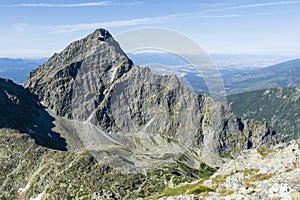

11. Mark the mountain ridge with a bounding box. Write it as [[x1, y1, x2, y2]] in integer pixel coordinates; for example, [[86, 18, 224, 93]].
[[25, 28, 280, 167]]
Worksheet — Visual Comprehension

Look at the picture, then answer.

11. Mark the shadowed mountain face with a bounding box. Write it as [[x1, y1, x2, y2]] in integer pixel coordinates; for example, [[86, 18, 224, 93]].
[[0, 78, 66, 150], [24, 28, 280, 168]]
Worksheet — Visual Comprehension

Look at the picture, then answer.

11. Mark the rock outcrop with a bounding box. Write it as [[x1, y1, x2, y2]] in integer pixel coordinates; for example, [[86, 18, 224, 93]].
[[157, 139, 300, 200], [203, 140, 300, 199]]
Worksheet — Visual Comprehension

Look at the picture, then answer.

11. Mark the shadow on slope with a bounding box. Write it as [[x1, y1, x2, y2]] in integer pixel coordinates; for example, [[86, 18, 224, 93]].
[[0, 78, 67, 150]]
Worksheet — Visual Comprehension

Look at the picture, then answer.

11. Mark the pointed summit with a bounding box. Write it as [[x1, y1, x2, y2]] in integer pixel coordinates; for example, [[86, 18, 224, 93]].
[[25, 28, 133, 117], [90, 28, 112, 40]]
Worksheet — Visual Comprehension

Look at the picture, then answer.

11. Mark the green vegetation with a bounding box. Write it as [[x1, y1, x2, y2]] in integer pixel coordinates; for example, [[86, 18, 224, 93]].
[[219, 152, 234, 159], [188, 185, 215, 195], [219, 189, 234, 196], [166, 137, 173, 143], [257, 147, 273, 158], [198, 163, 217, 178], [211, 175, 228, 185], [247, 173, 274, 182], [155, 179, 215, 199], [0, 131, 202, 200], [157, 183, 196, 197], [241, 168, 259, 177], [285, 168, 293, 173]]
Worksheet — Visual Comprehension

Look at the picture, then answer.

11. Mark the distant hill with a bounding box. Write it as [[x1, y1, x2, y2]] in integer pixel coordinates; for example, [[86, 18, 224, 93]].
[[227, 87, 300, 140], [0, 58, 46, 84], [223, 59, 300, 95]]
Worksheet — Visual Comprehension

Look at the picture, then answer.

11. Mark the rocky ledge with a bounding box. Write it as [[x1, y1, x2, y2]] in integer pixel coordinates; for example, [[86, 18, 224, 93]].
[[157, 139, 300, 200]]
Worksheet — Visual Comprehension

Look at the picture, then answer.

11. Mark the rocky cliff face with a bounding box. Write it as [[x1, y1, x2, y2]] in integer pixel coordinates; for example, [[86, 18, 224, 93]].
[[0, 78, 39, 131], [25, 28, 280, 167], [25, 29, 132, 119]]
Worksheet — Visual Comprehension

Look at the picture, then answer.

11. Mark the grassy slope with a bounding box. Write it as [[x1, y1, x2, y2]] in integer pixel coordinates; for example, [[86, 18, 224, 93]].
[[227, 87, 300, 140]]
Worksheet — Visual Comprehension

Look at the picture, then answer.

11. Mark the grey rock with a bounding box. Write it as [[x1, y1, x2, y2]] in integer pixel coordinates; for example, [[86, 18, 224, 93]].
[[164, 140, 300, 199], [201, 139, 300, 200]]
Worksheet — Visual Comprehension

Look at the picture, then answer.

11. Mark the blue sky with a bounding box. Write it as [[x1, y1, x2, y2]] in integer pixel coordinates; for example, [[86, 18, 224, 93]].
[[0, 0, 300, 58]]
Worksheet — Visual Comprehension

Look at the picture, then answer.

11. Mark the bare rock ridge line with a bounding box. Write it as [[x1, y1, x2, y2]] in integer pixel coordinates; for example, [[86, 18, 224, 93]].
[[24, 28, 280, 166]]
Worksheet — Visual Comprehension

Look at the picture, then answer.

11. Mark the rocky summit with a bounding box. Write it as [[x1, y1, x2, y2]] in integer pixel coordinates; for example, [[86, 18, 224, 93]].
[[0, 28, 284, 199]]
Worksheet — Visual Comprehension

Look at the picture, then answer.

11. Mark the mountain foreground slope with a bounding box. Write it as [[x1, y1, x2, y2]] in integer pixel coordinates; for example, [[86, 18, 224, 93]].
[[0, 78, 66, 150], [0, 28, 282, 199], [155, 139, 300, 200]]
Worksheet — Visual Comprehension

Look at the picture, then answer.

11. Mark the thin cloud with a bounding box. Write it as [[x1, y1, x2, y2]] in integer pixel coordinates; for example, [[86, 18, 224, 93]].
[[197, 3, 238, 8], [46, 1, 291, 34], [206, 1, 296, 12], [49, 15, 177, 34], [186, 14, 243, 19], [13, 23, 28, 32], [49, 12, 243, 34], [10, 1, 141, 8]]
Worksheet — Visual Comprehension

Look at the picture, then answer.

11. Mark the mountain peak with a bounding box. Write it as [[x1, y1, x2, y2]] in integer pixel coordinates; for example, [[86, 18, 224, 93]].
[[25, 28, 133, 117], [90, 28, 112, 41], [42, 27, 129, 67], [25, 28, 280, 168]]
